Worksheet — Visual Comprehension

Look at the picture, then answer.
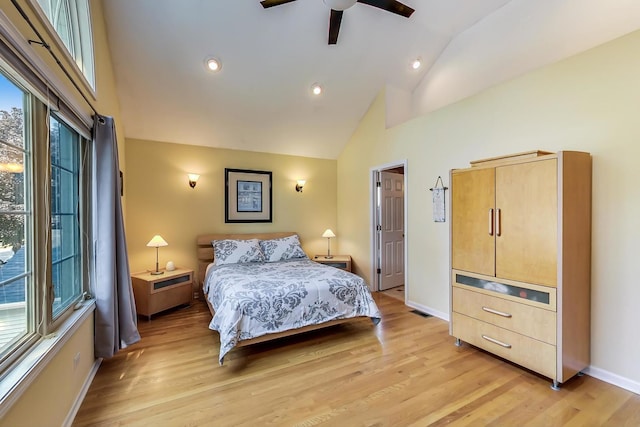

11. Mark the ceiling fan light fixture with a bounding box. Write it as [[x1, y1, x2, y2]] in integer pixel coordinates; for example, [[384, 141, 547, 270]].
[[205, 57, 222, 72], [323, 0, 357, 11], [311, 83, 323, 96]]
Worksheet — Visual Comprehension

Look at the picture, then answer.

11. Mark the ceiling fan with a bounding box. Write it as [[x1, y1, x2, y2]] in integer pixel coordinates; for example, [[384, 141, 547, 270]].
[[260, 0, 415, 45]]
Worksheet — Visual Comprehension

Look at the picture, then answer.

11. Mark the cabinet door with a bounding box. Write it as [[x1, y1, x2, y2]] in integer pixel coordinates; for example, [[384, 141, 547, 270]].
[[495, 159, 557, 287], [451, 168, 496, 276]]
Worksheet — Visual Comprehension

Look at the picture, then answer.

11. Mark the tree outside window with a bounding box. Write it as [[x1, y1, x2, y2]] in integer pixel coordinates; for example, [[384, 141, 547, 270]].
[[0, 107, 25, 256]]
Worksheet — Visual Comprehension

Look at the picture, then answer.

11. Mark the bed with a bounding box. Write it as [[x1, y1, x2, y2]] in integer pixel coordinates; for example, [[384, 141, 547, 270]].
[[196, 232, 381, 364]]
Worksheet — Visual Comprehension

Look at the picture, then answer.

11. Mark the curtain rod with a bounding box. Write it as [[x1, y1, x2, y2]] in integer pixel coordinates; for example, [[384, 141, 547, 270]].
[[10, 0, 99, 118]]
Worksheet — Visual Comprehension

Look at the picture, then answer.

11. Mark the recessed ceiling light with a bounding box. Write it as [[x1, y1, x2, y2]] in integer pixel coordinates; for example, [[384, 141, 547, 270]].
[[311, 83, 323, 96], [205, 57, 222, 72], [411, 58, 422, 70]]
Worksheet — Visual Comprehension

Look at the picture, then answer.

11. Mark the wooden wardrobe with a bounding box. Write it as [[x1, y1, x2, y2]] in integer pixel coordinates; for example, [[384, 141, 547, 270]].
[[449, 151, 591, 389]]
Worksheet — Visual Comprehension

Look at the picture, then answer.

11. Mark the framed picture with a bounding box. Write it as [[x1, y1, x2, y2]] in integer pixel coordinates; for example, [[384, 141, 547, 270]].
[[225, 168, 272, 223]]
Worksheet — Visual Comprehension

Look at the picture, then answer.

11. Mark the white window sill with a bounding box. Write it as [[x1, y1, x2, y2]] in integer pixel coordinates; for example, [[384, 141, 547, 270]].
[[0, 299, 95, 418]]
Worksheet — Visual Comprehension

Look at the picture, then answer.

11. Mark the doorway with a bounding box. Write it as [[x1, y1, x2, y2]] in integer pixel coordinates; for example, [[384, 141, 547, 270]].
[[371, 161, 407, 302]]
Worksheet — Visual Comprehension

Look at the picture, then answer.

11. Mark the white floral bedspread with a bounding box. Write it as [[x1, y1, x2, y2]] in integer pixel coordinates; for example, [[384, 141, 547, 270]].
[[203, 259, 381, 364]]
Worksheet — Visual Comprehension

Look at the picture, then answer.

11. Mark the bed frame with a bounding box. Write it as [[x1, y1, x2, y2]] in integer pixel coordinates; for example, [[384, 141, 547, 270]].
[[196, 232, 359, 349]]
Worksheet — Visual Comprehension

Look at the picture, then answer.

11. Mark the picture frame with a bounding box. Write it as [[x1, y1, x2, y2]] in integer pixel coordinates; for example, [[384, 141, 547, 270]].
[[225, 168, 272, 223]]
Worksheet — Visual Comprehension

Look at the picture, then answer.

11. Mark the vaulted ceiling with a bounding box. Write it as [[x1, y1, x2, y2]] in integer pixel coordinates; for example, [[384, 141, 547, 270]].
[[102, 1, 640, 159]]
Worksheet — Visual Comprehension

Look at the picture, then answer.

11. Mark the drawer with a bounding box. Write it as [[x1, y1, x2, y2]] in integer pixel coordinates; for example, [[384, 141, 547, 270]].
[[452, 271, 556, 310], [150, 273, 192, 293], [452, 313, 556, 380], [148, 282, 192, 314], [453, 287, 556, 344], [322, 261, 349, 270]]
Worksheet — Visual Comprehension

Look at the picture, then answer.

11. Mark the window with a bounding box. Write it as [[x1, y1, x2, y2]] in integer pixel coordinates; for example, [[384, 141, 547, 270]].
[[49, 115, 82, 318], [33, 0, 95, 90], [0, 72, 34, 365], [0, 68, 88, 373]]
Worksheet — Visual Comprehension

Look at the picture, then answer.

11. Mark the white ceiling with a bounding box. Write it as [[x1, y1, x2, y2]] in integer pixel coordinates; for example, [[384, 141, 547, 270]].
[[102, 0, 640, 159]]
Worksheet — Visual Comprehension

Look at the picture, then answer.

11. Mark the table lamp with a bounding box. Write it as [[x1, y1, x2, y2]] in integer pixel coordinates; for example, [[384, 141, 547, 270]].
[[147, 235, 168, 275], [322, 229, 335, 259]]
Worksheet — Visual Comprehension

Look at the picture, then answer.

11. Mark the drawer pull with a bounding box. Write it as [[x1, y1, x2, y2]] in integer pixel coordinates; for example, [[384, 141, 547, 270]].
[[482, 335, 512, 349], [482, 306, 512, 318]]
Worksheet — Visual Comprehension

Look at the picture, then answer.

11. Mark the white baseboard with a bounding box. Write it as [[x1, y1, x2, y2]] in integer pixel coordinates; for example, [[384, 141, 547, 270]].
[[584, 365, 640, 395], [405, 300, 449, 322], [63, 358, 102, 427]]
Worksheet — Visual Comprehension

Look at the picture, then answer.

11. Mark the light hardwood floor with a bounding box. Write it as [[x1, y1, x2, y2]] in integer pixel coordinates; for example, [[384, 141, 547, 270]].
[[381, 285, 404, 301], [72, 294, 640, 426]]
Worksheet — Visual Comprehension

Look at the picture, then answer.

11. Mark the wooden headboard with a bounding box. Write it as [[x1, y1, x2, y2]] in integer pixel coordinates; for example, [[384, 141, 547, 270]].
[[196, 232, 297, 288]]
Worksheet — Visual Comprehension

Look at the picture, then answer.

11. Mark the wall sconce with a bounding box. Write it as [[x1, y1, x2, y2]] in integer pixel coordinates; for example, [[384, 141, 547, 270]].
[[295, 179, 306, 192], [188, 174, 200, 188]]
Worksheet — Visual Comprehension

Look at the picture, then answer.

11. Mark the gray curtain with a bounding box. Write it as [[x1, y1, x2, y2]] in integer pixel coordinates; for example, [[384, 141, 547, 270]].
[[92, 115, 140, 358]]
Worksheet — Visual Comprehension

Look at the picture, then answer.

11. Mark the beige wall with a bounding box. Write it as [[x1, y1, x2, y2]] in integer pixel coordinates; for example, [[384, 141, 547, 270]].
[[125, 139, 338, 277], [0, 0, 124, 424], [90, 0, 127, 209], [1, 316, 95, 427], [337, 91, 387, 278], [338, 30, 640, 387]]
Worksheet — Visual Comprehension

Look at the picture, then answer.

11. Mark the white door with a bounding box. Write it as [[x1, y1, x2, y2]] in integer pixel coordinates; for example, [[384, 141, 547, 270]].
[[380, 171, 404, 290]]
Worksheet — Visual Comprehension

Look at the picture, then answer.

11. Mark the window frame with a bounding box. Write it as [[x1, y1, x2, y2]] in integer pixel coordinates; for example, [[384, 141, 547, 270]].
[[47, 110, 90, 329], [27, 0, 96, 96], [0, 7, 96, 414], [0, 66, 91, 374], [0, 82, 39, 371]]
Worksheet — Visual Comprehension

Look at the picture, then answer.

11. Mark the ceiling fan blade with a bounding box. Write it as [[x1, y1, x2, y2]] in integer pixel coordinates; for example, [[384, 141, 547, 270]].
[[357, 0, 414, 18], [328, 9, 344, 45], [260, 0, 297, 8]]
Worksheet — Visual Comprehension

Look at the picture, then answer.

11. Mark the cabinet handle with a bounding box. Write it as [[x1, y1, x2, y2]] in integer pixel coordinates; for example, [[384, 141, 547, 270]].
[[489, 208, 494, 236], [482, 306, 512, 318], [496, 208, 502, 237], [482, 335, 512, 349]]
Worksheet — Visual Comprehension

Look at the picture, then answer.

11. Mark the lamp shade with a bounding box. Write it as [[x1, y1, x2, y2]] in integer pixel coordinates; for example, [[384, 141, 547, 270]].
[[146, 235, 168, 247], [322, 229, 336, 238]]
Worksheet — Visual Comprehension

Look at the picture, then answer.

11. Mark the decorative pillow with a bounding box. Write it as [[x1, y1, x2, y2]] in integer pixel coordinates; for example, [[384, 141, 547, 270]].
[[212, 239, 265, 266], [259, 234, 308, 262]]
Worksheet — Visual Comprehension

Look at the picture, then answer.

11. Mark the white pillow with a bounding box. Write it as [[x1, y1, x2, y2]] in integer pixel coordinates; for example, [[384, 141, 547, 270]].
[[212, 239, 265, 266], [259, 235, 308, 262]]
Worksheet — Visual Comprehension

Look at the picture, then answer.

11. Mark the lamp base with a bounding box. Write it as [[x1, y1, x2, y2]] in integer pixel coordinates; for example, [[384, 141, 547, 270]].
[[324, 255, 334, 259], [150, 270, 164, 275]]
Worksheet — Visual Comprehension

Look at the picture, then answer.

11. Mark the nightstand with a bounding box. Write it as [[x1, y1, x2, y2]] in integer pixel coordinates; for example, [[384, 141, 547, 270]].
[[313, 255, 352, 272], [131, 268, 193, 320]]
